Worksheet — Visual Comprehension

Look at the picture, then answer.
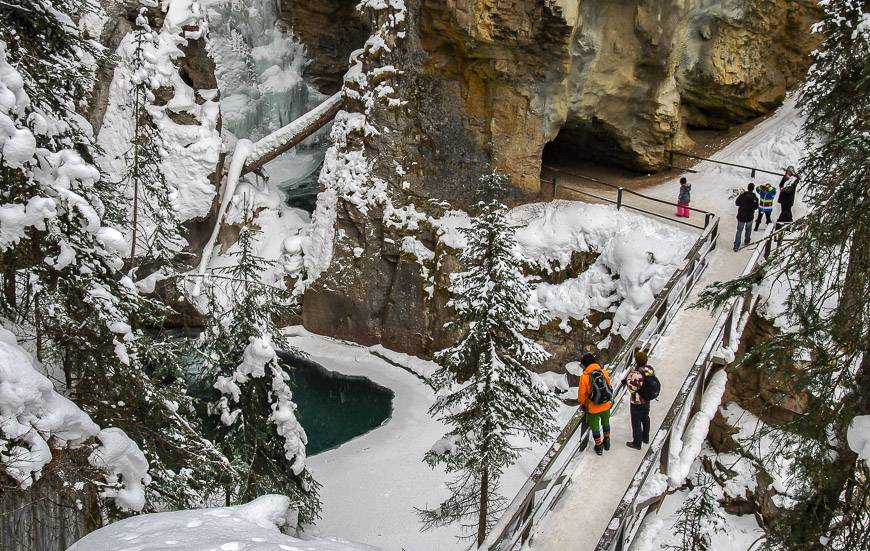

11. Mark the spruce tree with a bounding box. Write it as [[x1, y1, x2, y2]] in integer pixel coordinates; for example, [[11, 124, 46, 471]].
[[696, 2, 870, 549], [664, 472, 725, 551], [0, 0, 231, 513], [197, 204, 320, 524], [419, 173, 558, 546], [124, 5, 186, 269]]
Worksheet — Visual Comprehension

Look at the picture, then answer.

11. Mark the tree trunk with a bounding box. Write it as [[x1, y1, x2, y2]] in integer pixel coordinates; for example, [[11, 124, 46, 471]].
[[478, 462, 489, 547]]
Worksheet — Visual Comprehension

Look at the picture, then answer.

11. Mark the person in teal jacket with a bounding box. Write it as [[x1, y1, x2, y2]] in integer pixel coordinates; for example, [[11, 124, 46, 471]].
[[754, 183, 777, 231]]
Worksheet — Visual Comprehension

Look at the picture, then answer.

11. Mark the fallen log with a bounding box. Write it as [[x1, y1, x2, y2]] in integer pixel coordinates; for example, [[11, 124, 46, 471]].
[[240, 92, 343, 176]]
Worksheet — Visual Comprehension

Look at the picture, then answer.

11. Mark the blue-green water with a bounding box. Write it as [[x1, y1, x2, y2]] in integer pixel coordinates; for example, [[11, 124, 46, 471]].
[[279, 354, 394, 456]]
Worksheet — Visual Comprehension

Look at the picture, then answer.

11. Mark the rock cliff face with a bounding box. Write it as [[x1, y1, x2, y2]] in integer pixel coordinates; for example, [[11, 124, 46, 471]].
[[277, 0, 371, 94], [294, 0, 818, 360], [285, 0, 818, 191], [678, 0, 822, 129]]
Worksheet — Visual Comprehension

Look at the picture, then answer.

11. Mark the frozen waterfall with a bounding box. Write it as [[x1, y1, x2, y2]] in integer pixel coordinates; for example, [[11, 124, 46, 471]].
[[206, 0, 329, 211]]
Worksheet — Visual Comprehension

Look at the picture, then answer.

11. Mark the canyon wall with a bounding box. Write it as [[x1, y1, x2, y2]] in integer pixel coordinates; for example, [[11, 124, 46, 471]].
[[86, 1, 819, 363], [285, 0, 819, 193], [292, 0, 819, 360]]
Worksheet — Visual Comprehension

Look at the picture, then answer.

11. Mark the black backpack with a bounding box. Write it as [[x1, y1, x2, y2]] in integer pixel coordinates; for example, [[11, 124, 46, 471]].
[[638, 368, 661, 401], [588, 369, 613, 405]]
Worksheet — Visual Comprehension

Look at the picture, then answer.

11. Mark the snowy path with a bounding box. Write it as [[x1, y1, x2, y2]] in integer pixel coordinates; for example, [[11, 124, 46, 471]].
[[526, 98, 805, 551]]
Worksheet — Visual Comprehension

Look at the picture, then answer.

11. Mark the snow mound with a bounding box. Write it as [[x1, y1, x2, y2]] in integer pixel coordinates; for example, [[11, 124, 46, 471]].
[[434, 201, 696, 339], [67, 494, 382, 551], [512, 201, 695, 337], [0, 328, 100, 487]]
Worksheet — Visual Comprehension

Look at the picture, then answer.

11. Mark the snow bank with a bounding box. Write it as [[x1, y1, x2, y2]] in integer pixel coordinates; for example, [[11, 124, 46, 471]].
[[67, 494, 381, 551], [0, 329, 149, 510], [368, 344, 438, 380], [0, 328, 99, 487], [432, 201, 696, 340]]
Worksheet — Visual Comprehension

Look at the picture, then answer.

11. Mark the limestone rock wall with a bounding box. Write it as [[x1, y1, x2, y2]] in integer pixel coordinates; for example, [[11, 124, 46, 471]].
[[288, 0, 819, 192], [678, 0, 822, 129], [296, 0, 819, 365], [277, 0, 371, 94]]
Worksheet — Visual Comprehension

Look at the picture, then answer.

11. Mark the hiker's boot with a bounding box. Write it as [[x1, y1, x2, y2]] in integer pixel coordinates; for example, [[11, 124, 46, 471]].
[[603, 436, 611, 451], [594, 443, 603, 456], [626, 441, 642, 450]]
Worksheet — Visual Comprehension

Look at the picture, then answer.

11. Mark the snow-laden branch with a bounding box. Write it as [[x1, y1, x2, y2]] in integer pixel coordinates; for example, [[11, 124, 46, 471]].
[[190, 139, 252, 297]]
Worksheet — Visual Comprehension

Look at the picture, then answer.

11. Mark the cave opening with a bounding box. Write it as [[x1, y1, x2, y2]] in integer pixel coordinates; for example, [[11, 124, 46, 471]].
[[541, 118, 636, 174]]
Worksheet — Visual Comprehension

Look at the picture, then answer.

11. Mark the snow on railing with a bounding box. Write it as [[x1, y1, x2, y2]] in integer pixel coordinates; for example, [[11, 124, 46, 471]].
[[593, 225, 785, 551], [480, 215, 721, 551]]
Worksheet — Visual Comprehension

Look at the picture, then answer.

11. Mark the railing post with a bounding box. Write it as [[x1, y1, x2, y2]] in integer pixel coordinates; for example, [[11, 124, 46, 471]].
[[552, 174, 558, 200], [704, 212, 712, 228], [617, 187, 624, 210], [751, 167, 756, 178]]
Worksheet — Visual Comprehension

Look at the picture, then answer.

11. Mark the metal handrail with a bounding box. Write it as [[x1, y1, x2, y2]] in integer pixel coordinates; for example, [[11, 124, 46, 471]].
[[552, 181, 711, 231], [667, 150, 787, 179], [480, 215, 720, 551], [594, 224, 785, 551], [541, 165, 715, 216]]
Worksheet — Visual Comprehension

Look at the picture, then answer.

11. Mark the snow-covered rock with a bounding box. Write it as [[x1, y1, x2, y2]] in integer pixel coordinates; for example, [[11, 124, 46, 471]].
[[67, 494, 381, 551], [432, 201, 696, 342]]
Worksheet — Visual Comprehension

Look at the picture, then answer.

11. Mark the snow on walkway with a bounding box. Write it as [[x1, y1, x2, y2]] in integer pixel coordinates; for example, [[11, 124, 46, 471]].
[[526, 97, 806, 551]]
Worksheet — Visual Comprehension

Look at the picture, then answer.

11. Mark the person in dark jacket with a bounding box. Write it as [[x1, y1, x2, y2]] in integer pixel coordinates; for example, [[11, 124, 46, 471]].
[[676, 177, 691, 218], [623, 350, 655, 450], [776, 166, 799, 229], [734, 183, 759, 251]]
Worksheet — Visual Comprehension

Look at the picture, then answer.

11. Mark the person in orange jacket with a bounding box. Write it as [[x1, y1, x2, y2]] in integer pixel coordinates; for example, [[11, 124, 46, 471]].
[[577, 352, 613, 455]]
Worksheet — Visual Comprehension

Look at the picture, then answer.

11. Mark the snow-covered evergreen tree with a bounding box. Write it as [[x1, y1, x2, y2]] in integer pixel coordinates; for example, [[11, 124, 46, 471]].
[[664, 472, 725, 551], [0, 0, 230, 514], [197, 205, 320, 524], [419, 173, 557, 546], [124, 6, 186, 269], [697, 2, 870, 549]]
